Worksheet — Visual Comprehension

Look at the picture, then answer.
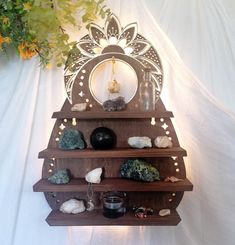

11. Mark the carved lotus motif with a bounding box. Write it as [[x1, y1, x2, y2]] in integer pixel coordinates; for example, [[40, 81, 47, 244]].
[[64, 13, 163, 104], [82, 15, 151, 57]]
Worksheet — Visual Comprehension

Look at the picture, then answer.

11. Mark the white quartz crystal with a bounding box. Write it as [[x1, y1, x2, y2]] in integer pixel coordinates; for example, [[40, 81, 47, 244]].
[[159, 209, 171, 217], [128, 136, 152, 149], [71, 103, 87, 111], [59, 199, 86, 214], [154, 136, 173, 148], [85, 167, 102, 184]]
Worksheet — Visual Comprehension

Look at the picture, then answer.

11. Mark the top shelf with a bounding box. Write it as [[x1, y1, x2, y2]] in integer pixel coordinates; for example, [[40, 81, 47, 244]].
[[52, 111, 174, 119]]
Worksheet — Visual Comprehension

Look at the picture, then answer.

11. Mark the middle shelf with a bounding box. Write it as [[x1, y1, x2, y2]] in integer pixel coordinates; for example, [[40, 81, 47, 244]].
[[33, 178, 193, 192], [38, 147, 187, 159]]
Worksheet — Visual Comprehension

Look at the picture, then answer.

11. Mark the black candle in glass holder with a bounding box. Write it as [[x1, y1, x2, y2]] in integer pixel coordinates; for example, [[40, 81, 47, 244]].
[[102, 191, 126, 218]]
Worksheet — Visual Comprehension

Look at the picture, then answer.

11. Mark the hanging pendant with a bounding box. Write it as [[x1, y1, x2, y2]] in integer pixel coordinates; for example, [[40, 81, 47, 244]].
[[86, 182, 95, 211], [87, 199, 95, 211], [108, 56, 121, 94]]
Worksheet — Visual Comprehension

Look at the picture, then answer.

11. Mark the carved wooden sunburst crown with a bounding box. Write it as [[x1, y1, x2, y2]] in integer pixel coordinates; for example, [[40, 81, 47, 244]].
[[64, 13, 163, 108]]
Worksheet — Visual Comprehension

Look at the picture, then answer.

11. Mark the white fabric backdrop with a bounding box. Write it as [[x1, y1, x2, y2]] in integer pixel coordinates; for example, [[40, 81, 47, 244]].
[[0, 0, 235, 244]]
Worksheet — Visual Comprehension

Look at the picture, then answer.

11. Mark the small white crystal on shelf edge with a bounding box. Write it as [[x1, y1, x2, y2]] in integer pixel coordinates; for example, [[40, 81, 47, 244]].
[[164, 176, 183, 183], [154, 136, 173, 148], [159, 209, 171, 217], [71, 103, 87, 111]]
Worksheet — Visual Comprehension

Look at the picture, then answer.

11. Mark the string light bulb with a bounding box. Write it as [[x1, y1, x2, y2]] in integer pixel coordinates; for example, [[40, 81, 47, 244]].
[[72, 118, 77, 126], [151, 117, 156, 125]]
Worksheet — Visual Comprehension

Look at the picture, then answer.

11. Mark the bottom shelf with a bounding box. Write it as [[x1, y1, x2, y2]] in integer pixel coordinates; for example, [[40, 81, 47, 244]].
[[46, 209, 181, 226]]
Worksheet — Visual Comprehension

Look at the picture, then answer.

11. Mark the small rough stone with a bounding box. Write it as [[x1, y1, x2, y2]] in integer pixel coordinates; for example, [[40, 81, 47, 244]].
[[60, 199, 86, 214], [154, 136, 173, 148], [103, 96, 126, 111], [48, 169, 71, 184], [59, 129, 86, 150], [85, 168, 102, 184], [164, 176, 183, 183], [120, 159, 160, 182], [71, 103, 87, 112], [159, 209, 171, 217], [128, 136, 152, 149]]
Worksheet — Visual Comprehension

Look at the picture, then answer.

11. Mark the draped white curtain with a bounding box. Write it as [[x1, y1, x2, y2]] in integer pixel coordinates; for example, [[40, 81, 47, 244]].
[[1, 0, 235, 244]]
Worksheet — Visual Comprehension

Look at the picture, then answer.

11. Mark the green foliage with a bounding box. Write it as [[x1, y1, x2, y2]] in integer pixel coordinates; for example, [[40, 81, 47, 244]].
[[0, 0, 110, 67]]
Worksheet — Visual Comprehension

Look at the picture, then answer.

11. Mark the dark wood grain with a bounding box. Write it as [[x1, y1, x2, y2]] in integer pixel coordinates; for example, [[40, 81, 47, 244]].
[[35, 98, 193, 225], [33, 178, 193, 192], [46, 209, 181, 226], [39, 147, 187, 159]]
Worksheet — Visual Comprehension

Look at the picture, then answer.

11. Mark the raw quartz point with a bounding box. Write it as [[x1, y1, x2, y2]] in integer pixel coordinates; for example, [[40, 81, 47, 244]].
[[59, 129, 86, 150], [120, 159, 160, 182], [48, 169, 71, 184], [128, 136, 152, 149], [59, 199, 86, 214], [159, 209, 171, 217], [102, 96, 126, 111], [154, 136, 173, 148], [85, 168, 102, 184]]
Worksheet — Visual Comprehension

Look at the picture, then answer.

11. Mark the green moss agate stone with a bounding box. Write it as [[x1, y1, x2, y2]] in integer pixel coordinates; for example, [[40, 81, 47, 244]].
[[59, 129, 86, 150], [48, 169, 71, 184], [120, 159, 160, 182]]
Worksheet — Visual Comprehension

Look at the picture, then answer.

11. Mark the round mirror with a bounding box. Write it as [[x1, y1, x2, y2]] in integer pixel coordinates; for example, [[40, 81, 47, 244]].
[[89, 58, 138, 104]]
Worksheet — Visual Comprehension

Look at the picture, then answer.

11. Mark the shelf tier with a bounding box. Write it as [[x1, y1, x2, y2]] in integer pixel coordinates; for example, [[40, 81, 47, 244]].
[[52, 110, 174, 119], [38, 147, 187, 159], [33, 178, 193, 192], [46, 209, 181, 226]]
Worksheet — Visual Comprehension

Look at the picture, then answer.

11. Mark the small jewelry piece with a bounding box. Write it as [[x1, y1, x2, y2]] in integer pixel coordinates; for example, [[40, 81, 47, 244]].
[[133, 206, 154, 219], [108, 56, 121, 94], [86, 182, 95, 211], [87, 199, 95, 211]]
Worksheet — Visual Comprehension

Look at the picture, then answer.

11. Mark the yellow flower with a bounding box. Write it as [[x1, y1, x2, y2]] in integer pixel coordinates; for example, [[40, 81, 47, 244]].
[[23, 2, 32, 11], [46, 63, 52, 69], [4, 37, 11, 43], [2, 17, 10, 25], [0, 34, 11, 47], [18, 42, 37, 60]]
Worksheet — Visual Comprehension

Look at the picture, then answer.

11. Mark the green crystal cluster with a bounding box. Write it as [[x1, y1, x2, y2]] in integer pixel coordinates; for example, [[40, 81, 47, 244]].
[[59, 129, 86, 150], [120, 159, 160, 182], [48, 169, 71, 184]]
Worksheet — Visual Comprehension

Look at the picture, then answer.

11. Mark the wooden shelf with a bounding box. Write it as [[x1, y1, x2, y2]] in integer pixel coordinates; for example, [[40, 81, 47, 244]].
[[46, 209, 181, 226], [52, 110, 174, 119], [33, 178, 193, 192], [38, 147, 187, 159]]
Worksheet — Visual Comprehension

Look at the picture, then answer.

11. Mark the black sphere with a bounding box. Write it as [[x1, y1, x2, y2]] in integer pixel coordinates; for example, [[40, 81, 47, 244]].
[[90, 127, 116, 150]]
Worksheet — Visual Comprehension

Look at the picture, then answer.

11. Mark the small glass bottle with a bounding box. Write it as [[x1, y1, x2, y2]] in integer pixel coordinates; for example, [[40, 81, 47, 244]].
[[139, 68, 156, 111]]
